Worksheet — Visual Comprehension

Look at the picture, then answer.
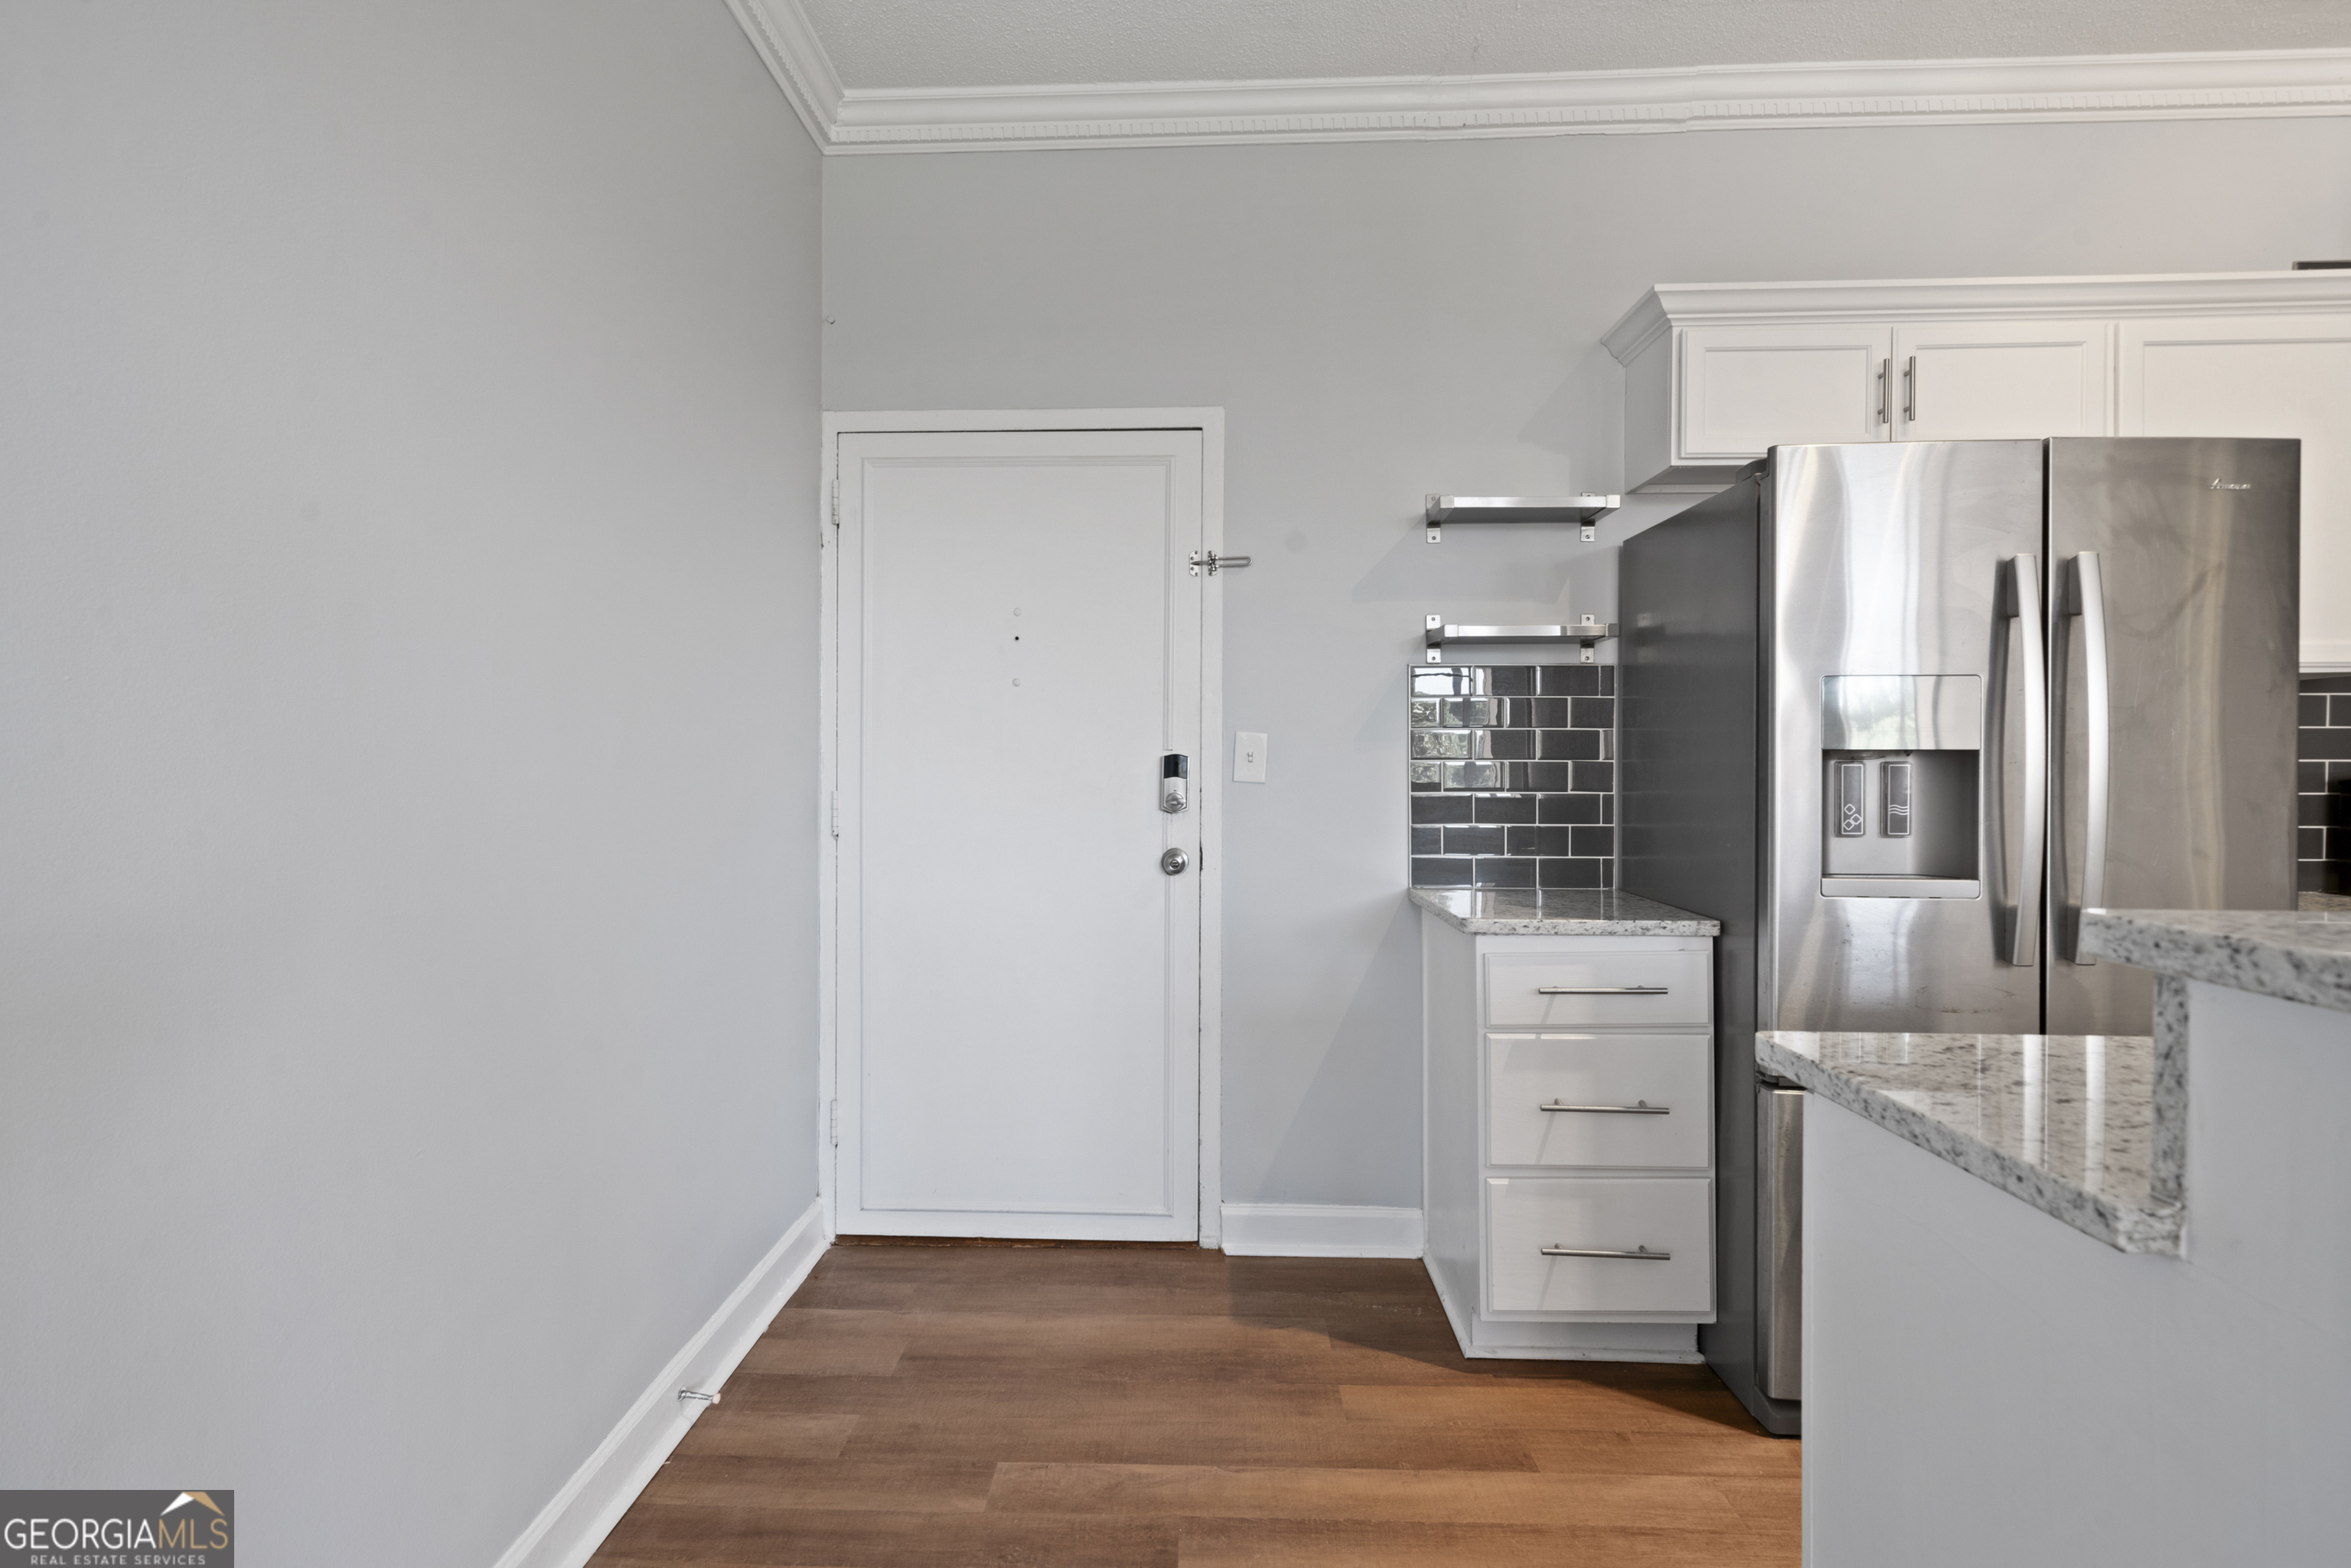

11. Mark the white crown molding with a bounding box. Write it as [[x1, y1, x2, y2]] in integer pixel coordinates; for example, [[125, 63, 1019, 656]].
[[1603, 269, 2351, 360], [718, 10, 2351, 158], [726, 0, 843, 145], [801, 47, 2351, 155]]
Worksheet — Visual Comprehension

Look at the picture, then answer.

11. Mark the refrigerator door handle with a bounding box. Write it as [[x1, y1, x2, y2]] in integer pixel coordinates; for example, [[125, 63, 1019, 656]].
[[1990, 555, 2047, 967], [2056, 553, 2111, 965]]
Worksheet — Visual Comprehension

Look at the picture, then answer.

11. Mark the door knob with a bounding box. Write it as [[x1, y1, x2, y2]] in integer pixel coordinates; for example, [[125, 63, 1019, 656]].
[[1160, 847, 1190, 875]]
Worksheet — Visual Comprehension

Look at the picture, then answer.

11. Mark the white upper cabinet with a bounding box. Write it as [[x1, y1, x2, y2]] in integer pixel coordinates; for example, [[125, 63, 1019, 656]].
[[1604, 272, 2351, 664], [2121, 312, 2351, 667], [1892, 320, 2109, 442], [1678, 323, 1894, 464]]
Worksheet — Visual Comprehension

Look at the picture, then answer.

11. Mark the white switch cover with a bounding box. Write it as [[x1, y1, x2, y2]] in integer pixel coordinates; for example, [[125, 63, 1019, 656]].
[[1233, 732, 1268, 783]]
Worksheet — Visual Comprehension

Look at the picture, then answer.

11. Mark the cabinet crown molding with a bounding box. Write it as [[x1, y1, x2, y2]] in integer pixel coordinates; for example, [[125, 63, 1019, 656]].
[[1604, 270, 2351, 363]]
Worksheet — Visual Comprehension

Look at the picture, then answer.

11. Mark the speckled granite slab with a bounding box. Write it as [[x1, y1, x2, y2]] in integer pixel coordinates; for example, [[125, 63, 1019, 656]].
[[1756, 1031, 2183, 1255], [2081, 908, 2351, 1015], [1410, 887, 1719, 936]]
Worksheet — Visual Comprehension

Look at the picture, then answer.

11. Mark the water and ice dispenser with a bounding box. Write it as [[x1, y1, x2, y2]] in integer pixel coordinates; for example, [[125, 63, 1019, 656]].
[[1818, 676, 1983, 898]]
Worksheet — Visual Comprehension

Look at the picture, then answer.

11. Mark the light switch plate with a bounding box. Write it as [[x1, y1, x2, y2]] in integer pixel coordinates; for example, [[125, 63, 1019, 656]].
[[1233, 732, 1268, 783]]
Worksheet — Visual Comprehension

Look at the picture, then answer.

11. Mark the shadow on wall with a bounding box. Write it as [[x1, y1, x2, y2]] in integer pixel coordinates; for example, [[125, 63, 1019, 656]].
[[1347, 343, 1627, 618], [1351, 517, 1591, 608], [1518, 344, 1626, 487], [1247, 896, 1426, 1206]]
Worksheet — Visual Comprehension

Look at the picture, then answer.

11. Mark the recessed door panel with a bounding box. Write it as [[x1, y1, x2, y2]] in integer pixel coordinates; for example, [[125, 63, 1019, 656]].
[[1893, 321, 2109, 442], [2122, 315, 2351, 667], [1680, 324, 1893, 461]]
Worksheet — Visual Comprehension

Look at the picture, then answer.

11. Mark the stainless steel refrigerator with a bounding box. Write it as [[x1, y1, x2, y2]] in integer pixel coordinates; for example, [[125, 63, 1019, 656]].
[[1620, 438, 2299, 1436]]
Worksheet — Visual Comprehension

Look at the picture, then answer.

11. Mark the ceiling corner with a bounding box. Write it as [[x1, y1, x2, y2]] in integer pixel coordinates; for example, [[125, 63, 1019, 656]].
[[726, 0, 844, 145]]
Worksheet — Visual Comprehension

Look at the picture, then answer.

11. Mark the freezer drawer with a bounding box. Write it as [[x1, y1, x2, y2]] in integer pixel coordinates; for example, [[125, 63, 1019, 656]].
[[1486, 1034, 1712, 1169], [1485, 1177, 1714, 1315], [1484, 952, 1710, 1029]]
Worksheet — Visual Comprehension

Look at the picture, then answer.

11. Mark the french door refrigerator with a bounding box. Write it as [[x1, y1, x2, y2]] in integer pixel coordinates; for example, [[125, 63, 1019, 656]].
[[1620, 438, 2299, 1436]]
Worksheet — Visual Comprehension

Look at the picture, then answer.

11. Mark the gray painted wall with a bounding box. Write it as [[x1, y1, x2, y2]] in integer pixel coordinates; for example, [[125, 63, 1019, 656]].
[[820, 117, 2351, 1210], [0, 4, 822, 1563]]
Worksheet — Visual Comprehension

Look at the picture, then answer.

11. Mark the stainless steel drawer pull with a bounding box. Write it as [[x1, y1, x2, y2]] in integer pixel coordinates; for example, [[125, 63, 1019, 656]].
[[1534, 985, 1668, 995], [1539, 1100, 1669, 1115], [1541, 1244, 1671, 1261]]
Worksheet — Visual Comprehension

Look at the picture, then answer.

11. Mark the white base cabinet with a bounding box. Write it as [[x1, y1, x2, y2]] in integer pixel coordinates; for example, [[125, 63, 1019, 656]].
[[1423, 918, 1716, 1362]]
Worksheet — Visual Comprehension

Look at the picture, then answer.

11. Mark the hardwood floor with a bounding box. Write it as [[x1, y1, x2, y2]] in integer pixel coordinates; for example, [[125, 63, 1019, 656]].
[[589, 1242, 1799, 1566]]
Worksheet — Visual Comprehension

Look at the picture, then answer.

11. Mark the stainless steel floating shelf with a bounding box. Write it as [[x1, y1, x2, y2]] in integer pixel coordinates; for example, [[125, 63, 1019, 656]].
[[1423, 494, 1620, 541], [1425, 494, 1621, 523], [1423, 615, 1619, 664]]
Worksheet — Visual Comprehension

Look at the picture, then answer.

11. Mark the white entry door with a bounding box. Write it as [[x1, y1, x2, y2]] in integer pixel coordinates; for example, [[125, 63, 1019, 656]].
[[835, 428, 1204, 1240]]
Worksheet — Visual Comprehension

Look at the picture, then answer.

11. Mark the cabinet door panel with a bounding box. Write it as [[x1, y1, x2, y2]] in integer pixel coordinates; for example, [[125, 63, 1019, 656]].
[[1486, 1177, 1713, 1314], [1678, 324, 1892, 461], [2121, 314, 2351, 666], [1486, 1034, 1711, 1169], [1893, 321, 2109, 441]]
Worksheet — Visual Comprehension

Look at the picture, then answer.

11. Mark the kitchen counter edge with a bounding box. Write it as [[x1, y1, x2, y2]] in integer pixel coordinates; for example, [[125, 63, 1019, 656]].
[[1410, 887, 1720, 936], [2082, 908, 2351, 1015], [1754, 1032, 2183, 1256]]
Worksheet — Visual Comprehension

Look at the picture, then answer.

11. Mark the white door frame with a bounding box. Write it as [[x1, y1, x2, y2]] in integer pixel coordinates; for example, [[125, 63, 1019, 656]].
[[817, 408, 1226, 1247]]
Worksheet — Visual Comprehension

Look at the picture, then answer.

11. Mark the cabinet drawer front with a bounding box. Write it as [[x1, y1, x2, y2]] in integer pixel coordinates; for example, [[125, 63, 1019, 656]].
[[1485, 952, 1709, 1028], [1487, 1035, 1711, 1169], [1486, 1178, 1713, 1315]]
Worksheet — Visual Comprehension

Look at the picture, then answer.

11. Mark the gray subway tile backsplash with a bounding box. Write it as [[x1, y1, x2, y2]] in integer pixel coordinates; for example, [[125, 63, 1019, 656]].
[[2299, 674, 2351, 895], [1410, 663, 1616, 895]]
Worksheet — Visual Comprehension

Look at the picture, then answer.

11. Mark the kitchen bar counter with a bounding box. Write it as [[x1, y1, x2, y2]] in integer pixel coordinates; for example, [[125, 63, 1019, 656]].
[[1755, 1030, 2177, 1253], [2083, 905, 2351, 1012], [1756, 906, 2351, 1258], [1795, 913, 2351, 1564], [1408, 887, 1718, 936]]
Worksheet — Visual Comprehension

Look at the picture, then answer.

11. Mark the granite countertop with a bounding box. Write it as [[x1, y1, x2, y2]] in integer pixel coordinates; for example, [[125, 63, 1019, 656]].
[[2082, 907, 2351, 1015], [1410, 887, 1720, 936], [1756, 1030, 2181, 1254]]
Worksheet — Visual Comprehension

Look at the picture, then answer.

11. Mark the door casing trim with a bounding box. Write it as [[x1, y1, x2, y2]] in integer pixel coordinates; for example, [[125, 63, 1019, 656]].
[[817, 409, 1227, 1248]]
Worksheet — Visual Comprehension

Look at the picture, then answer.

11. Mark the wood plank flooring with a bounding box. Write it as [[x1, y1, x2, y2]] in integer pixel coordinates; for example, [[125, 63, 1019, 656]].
[[589, 1242, 1798, 1566]]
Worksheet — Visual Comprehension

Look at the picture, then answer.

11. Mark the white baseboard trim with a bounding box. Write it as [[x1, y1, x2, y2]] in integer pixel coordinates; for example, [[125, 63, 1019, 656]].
[[491, 1200, 830, 1568], [1220, 1203, 1424, 1258]]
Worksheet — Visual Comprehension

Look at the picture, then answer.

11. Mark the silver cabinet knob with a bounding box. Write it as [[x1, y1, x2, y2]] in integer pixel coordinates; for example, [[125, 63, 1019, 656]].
[[1160, 847, 1190, 875]]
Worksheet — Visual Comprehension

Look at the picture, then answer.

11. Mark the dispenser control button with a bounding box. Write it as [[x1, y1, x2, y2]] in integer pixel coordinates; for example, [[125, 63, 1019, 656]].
[[1883, 760, 1912, 838], [1834, 761, 1866, 836]]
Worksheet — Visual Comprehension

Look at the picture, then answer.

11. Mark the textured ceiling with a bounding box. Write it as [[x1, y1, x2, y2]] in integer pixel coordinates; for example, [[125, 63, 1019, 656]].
[[799, 0, 2351, 92]]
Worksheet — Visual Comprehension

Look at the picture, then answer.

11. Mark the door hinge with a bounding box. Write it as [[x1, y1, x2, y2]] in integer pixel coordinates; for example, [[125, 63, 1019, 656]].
[[829, 791, 840, 838], [830, 1100, 839, 1146], [1188, 549, 1251, 577], [830, 477, 840, 529]]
